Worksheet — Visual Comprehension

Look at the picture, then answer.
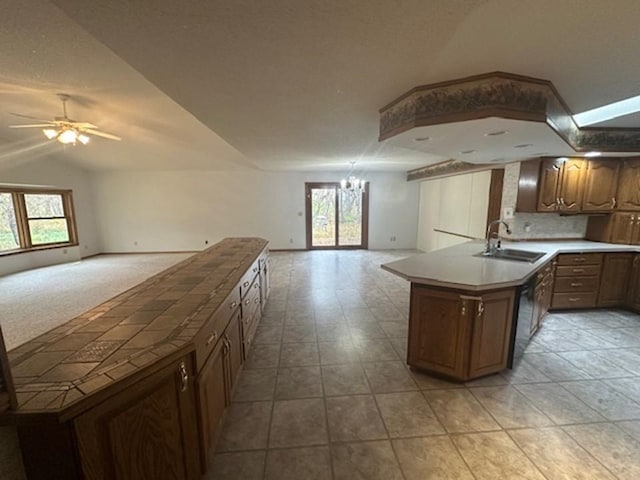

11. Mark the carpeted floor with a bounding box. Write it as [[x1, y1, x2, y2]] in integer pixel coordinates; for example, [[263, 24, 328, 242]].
[[0, 252, 193, 480]]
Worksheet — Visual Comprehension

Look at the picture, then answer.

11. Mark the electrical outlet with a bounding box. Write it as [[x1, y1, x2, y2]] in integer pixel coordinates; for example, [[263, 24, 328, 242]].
[[524, 222, 532, 233], [503, 207, 514, 219]]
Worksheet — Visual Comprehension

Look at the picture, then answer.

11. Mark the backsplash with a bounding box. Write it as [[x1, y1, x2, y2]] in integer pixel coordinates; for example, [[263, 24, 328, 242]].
[[500, 162, 588, 240]]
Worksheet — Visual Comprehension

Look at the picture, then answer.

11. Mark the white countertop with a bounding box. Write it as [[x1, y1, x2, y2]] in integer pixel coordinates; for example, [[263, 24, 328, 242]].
[[381, 240, 638, 291]]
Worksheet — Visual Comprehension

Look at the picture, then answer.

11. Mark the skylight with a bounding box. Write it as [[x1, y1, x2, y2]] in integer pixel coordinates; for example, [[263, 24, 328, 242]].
[[573, 95, 640, 127]]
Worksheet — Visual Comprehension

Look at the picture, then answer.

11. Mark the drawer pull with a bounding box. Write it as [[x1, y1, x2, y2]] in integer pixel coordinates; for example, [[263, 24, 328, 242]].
[[206, 331, 218, 346], [573, 258, 586, 263], [230, 301, 237, 309], [572, 268, 585, 273], [178, 362, 189, 393], [254, 283, 259, 289], [570, 282, 583, 287], [245, 299, 250, 305], [253, 267, 258, 273], [255, 298, 260, 304], [244, 281, 250, 288], [569, 297, 580, 302]]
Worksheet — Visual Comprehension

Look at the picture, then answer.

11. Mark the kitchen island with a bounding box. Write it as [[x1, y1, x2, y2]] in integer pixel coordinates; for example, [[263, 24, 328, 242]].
[[0, 238, 270, 480], [382, 240, 640, 381]]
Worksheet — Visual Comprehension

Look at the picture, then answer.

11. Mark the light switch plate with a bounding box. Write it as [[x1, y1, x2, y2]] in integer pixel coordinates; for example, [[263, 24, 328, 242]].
[[503, 207, 514, 219]]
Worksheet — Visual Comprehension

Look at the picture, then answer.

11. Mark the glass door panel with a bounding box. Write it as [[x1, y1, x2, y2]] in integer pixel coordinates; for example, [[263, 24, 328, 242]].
[[310, 188, 337, 247], [338, 189, 362, 246]]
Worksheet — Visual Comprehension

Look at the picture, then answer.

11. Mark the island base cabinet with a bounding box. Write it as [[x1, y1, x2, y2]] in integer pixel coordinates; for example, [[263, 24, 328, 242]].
[[73, 355, 201, 480], [626, 254, 640, 311], [408, 285, 515, 381]]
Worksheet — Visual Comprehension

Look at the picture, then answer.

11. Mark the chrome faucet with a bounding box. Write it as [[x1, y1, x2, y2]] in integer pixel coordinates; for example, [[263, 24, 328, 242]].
[[485, 220, 512, 253]]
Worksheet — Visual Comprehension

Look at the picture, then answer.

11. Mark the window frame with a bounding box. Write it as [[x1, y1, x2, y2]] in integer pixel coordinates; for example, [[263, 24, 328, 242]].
[[0, 187, 78, 256]]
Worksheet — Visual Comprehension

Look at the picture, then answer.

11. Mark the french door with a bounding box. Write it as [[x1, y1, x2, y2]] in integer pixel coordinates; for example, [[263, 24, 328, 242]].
[[305, 182, 369, 249]]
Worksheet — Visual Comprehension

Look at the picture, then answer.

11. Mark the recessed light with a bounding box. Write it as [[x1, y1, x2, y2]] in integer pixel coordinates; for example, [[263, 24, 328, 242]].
[[490, 158, 505, 162], [460, 149, 476, 154], [584, 151, 602, 157], [514, 143, 533, 148], [485, 130, 509, 137], [413, 136, 431, 142]]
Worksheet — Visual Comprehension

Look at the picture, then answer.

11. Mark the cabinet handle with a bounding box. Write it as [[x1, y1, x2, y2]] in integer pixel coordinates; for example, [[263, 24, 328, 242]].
[[573, 257, 586, 263], [206, 331, 218, 346], [460, 300, 467, 316], [230, 301, 237, 309], [570, 282, 583, 287], [178, 362, 189, 393], [254, 283, 259, 289], [245, 299, 250, 305], [612, 197, 616, 208], [477, 301, 485, 316], [255, 298, 260, 304], [568, 297, 580, 302], [555, 197, 560, 207], [572, 268, 585, 273], [253, 267, 258, 273], [552, 164, 560, 171], [243, 281, 250, 288]]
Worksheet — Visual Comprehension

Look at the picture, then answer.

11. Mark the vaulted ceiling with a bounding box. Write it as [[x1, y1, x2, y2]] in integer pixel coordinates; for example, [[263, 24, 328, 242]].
[[1, 0, 639, 173]]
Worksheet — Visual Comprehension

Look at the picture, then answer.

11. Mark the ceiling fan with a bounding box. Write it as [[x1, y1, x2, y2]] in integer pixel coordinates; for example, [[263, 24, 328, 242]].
[[8, 93, 121, 145]]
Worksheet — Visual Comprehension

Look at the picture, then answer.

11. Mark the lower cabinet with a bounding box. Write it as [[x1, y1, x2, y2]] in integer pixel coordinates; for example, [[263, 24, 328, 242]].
[[408, 285, 515, 381], [597, 253, 633, 307], [626, 254, 640, 311], [73, 355, 201, 480]]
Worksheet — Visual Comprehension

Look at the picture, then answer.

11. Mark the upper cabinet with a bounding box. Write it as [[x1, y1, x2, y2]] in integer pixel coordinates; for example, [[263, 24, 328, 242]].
[[581, 159, 620, 212], [616, 158, 640, 211], [517, 157, 631, 214]]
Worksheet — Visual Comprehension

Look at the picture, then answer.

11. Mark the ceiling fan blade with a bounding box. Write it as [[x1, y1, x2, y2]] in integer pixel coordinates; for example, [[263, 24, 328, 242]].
[[9, 112, 53, 123], [8, 123, 56, 128], [70, 122, 98, 129], [84, 128, 122, 141]]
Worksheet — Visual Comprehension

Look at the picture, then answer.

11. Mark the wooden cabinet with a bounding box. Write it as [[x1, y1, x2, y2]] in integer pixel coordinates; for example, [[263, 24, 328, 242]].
[[581, 159, 620, 212], [558, 158, 585, 212], [598, 253, 633, 307], [536, 158, 564, 212], [586, 212, 640, 245], [626, 254, 640, 311], [408, 285, 515, 381], [530, 261, 556, 336], [617, 158, 640, 211], [0, 326, 17, 414], [74, 355, 201, 480], [528, 157, 585, 213]]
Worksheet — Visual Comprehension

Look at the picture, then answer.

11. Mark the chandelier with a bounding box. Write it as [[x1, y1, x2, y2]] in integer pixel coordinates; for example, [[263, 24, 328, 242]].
[[340, 175, 366, 192]]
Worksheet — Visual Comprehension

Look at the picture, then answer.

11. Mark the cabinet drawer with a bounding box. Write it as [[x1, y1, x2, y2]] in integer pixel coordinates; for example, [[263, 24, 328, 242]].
[[242, 302, 261, 357], [239, 266, 259, 299], [556, 253, 603, 266], [551, 293, 596, 309], [194, 291, 241, 370], [555, 265, 601, 277], [242, 282, 261, 318], [553, 276, 599, 293]]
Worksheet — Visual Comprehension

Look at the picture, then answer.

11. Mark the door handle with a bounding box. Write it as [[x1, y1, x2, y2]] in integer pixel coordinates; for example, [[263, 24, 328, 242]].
[[178, 362, 189, 393]]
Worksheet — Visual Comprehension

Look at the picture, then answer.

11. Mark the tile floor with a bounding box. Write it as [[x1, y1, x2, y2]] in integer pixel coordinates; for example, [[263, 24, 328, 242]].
[[207, 250, 640, 480]]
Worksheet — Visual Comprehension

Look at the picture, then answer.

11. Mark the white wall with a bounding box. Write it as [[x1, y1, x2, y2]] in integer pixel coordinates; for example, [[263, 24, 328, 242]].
[[90, 170, 419, 252], [417, 170, 491, 252], [0, 157, 100, 276]]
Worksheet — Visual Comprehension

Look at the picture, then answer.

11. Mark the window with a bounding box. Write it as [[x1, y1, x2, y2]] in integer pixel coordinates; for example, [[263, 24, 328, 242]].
[[0, 188, 77, 254]]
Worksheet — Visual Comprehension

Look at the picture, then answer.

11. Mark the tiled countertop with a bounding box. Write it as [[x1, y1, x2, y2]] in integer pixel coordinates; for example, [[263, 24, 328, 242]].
[[381, 240, 638, 291], [3, 237, 268, 419]]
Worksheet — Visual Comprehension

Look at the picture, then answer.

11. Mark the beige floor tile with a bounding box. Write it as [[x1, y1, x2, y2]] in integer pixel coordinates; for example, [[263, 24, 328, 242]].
[[252, 324, 283, 345], [501, 359, 552, 384], [244, 343, 280, 369], [275, 366, 323, 399], [508, 427, 616, 480], [279, 343, 319, 367], [523, 353, 592, 381], [232, 368, 277, 402], [616, 420, 640, 441], [269, 398, 327, 448], [217, 401, 272, 452], [409, 368, 464, 390], [375, 391, 444, 437], [392, 436, 473, 480], [558, 350, 636, 378], [470, 386, 553, 428], [282, 324, 317, 343], [206, 451, 266, 480], [331, 440, 404, 480], [423, 389, 500, 433], [564, 422, 640, 479], [560, 379, 640, 421], [363, 361, 418, 393], [515, 383, 605, 424], [321, 364, 370, 396], [353, 338, 399, 361], [452, 431, 545, 480], [604, 377, 640, 400], [318, 340, 358, 364], [326, 395, 387, 441], [264, 446, 332, 480]]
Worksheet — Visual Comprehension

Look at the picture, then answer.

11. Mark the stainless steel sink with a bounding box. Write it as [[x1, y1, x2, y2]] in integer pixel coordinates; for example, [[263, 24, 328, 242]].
[[474, 248, 546, 263]]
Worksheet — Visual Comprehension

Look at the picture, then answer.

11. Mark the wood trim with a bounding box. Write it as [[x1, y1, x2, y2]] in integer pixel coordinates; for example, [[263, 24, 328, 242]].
[[407, 160, 504, 182], [486, 169, 505, 234]]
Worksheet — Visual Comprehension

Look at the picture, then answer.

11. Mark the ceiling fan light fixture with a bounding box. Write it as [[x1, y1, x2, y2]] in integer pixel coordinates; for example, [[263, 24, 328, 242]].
[[58, 129, 78, 144], [43, 128, 58, 140], [78, 134, 90, 145]]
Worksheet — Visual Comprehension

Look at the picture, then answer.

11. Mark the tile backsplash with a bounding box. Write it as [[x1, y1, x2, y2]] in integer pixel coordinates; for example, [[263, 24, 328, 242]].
[[499, 162, 588, 240]]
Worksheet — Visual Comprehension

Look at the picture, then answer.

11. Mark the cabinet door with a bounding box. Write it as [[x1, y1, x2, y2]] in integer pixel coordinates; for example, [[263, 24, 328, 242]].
[[408, 286, 471, 379], [224, 311, 243, 397], [581, 159, 620, 212], [537, 159, 563, 212], [75, 356, 201, 480], [626, 255, 640, 311], [468, 289, 516, 378], [610, 213, 636, 244], [617, 158, 640, 211], [197, 341, 228, 471], [530, 285, 544, 336], [558, 159, 585, 212], [597, 253, 633, 307]]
